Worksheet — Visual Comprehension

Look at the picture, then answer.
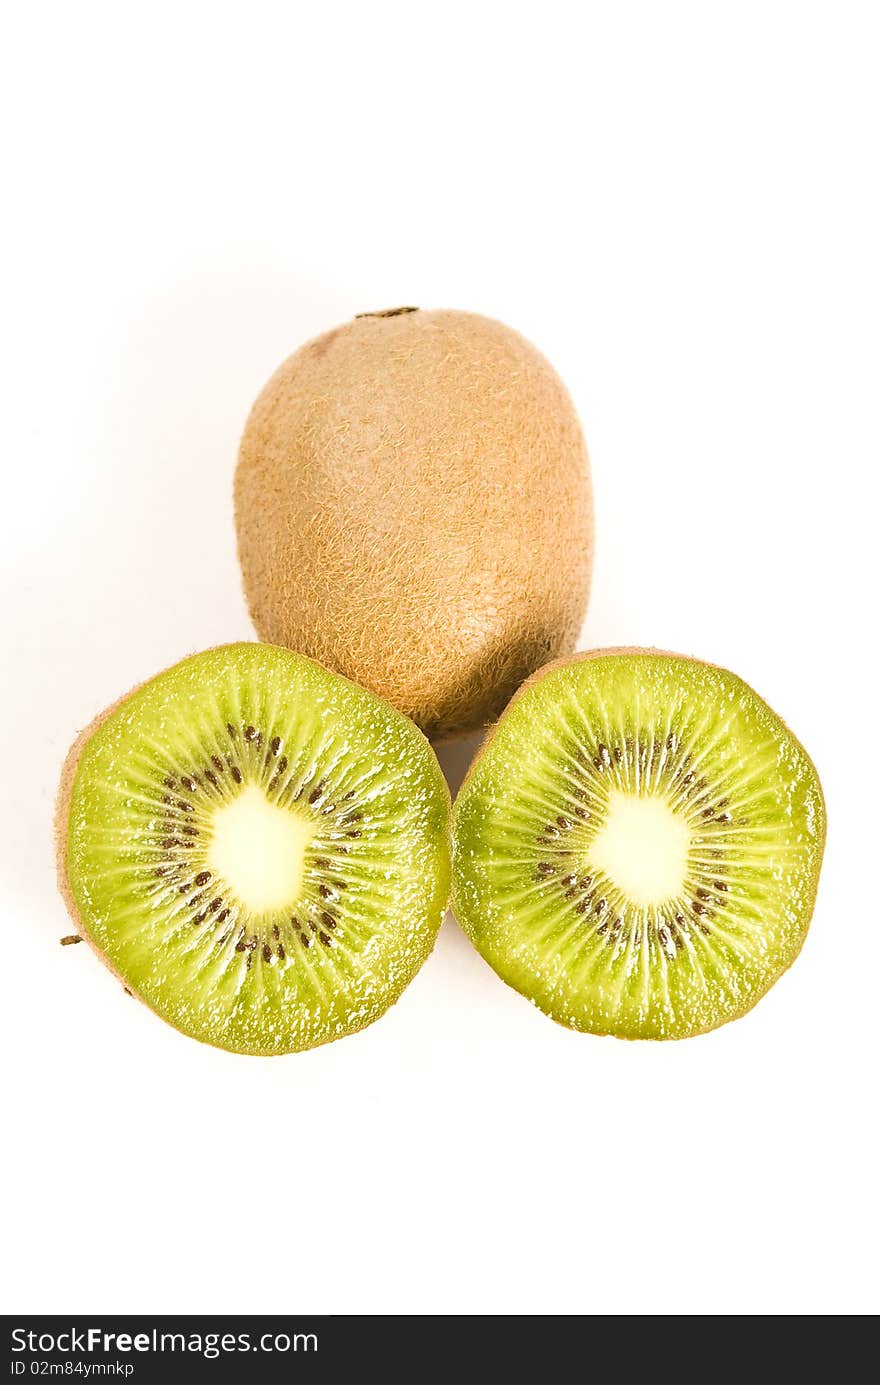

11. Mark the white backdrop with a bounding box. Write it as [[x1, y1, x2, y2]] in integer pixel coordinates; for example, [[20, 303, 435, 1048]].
[[1, 1, 876, 1315]]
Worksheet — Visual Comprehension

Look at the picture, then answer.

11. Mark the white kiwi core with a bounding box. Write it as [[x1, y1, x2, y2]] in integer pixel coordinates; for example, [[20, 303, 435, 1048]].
[[207, 785, 313, 912], [588, 791, 690, 906]]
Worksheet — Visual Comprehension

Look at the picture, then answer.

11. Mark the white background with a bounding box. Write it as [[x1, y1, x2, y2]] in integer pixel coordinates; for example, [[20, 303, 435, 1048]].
[[1, 2, 876, 1316]]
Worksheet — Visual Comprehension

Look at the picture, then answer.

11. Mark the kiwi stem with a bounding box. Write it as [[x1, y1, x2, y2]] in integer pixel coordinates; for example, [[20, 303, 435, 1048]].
[[354, 306, 419, 319]]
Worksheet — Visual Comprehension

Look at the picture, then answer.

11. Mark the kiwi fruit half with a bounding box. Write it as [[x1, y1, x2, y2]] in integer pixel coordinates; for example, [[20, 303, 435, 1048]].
[[235, 308, 593, 740], [57, 644, 451, 1054], [451, 649, 825, 1039]]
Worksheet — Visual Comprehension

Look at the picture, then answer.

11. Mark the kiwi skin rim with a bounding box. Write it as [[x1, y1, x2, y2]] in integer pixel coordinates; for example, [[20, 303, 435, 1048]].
[[55, 643, 453, 1056], [450, 645, 827, 1041]]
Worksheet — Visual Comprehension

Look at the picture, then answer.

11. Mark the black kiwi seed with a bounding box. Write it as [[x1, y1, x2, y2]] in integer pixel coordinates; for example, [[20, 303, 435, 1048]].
[[313, 858, 330, 869], [194, 871, 211, 886], [230, 766, 243, 784], [212, 755, 224, 772], [262, 943, 271, 962], [318, 884, 333, 899], [272, 924, 281, 939], [300, 934, 311, 949], [319, 933, 333, 946], [60, 934, 82, 946], [277, 943, 286, 961], [209, 898, 222, 912], [217, 909, 230, 923], [536, 863, 555, 876], [270, 736, 281, 756]]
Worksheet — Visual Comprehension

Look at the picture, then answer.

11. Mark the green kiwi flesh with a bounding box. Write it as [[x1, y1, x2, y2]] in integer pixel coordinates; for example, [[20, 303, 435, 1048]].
[[451, 650, 825, 1040], [60, 644, 451, 1054]]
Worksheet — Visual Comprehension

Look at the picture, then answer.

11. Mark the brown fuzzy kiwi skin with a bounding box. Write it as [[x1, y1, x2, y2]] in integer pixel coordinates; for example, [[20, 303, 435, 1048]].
[[54, 645, 454, 1056], [451, 646, 827, 1041], [235, 308, 593, 742]]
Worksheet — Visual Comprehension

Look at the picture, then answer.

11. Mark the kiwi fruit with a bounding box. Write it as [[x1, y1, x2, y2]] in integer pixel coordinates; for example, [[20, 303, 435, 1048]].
[[451, 649, 825, 1040], [235, 308, 592, 740], [56, 643, 451, 1054]]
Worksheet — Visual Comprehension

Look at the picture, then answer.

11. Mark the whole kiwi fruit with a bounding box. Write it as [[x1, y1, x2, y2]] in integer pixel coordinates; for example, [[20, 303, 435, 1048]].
[[235, 308, 593, 740]]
